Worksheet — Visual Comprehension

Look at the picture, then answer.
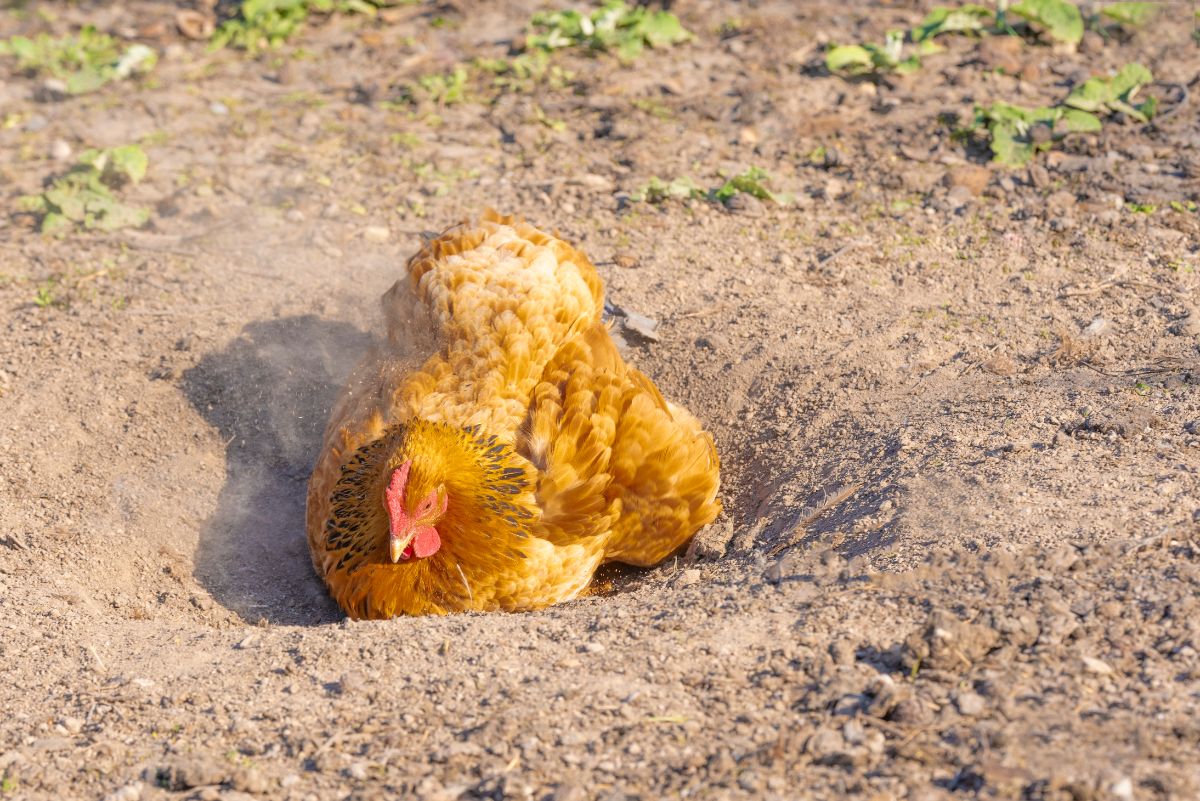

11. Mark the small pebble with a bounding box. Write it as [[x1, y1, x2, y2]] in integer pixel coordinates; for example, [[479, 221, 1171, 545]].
[[583, 641, 605, 654], [210, 101, 230, 116], [50, 139, 72, 161], [955, 691, 986, 716], [102, 783, 143, 801], [946, 185, 974, 210], [1110, 776, 1134, 801], [363, 225, 390, 243]]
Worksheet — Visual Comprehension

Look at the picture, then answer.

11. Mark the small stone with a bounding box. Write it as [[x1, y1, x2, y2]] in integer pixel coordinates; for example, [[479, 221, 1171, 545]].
[[338, 671, 366, 695], [1048, 216, 1075, 232], [102, 783, 143, 801], [1082, 317, 1110, 338], [232, 766, 270, 793], [1082, 656, 1114, 675], [235, 635, 259, 650], [1028, 164, 1051, 189], [363, 225, 390, 243], [345, 763, 369, 781], [946, 185, 974, 209], [621, 311, 660, 342], [575, 174, 613, 191], [842, 719, 866, 745], [280, 774, 300, 788], [823, 178, 846, 199], [737, 769, 763, 792], [39, 78, 69, 101], [155, 757, 227, 790], [176, 9, 215, 40], [1046, 190, 1076, 212], [548, 783, 586, 801], [674, 568, 701, 588], [981, 353, 1018, 376], [60, 717, 84, 734], [285, 209, 305, 223], [978, 36, 1023, 73], [955, 691, 986, 716], [807, 728, 845, 757], [583, 641, 606, 654], [889, 696, 932, 726], [829, 639, 856, 666], [899, 167, 942, 194], [946, 165, 991, 197], [1110, 776, 1134, 801], [696, 334, 729, 351], [1079, 30, 1105, 54], [50, 139, 72, 161], [724, 192, 764, 216], [210, 101, 229, 115], [613, 253, 639, 269]]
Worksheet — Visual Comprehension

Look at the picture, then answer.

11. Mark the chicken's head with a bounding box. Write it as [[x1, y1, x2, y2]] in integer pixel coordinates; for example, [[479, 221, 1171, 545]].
[[384, 459, 448, 562]]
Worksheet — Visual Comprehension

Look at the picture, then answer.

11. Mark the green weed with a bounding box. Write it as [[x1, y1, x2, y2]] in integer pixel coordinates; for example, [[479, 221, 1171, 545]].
[[211, 0, 386, 52], [969, 64, 1154, 166], [527, 0, 691, 61], [0, 26, 155, 93], [20, 145, 150, 234]]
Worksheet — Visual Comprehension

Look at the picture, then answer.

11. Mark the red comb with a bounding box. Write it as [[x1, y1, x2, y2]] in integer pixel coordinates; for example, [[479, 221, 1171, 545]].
[[385, 460, 413, 534]]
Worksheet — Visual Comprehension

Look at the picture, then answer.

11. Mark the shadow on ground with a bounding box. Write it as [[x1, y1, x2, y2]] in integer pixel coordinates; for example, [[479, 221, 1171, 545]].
[[182, 315, 371, 625]]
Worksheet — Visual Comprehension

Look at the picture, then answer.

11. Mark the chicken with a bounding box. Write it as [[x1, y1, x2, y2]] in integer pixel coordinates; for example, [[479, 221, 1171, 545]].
[[306, 211, 721, 618]]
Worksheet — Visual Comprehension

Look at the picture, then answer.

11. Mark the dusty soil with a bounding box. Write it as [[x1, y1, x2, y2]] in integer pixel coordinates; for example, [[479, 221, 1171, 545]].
[[2, 1, 1199, 800]]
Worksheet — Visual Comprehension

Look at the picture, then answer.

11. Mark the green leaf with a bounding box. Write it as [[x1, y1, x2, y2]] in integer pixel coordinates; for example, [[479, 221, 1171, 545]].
[[1100, 2, 1159, 26], [990, 121, 1036, 166], [911, 4, 994, 42], [1059, 108, 1102, 132], [825, 44, 874, 73], [108, 145, 148, 183], [976, 103, 1062, 167], [66, 66, 110, 94], [712, 167, 792, 205], [1009, 0, 1084, 43], [1065, 63, 1155, 120], [638, 10, 690, 47], [42, 212, 72, 235], [633, 176, 704, 203]]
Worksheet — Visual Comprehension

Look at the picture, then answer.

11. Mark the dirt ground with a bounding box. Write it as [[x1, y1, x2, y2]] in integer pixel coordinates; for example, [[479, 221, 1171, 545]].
[[1, 1, 1199, 799]]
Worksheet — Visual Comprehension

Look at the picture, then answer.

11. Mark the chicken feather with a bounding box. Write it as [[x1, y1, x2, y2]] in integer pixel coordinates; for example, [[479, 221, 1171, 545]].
[[306, 211, 720, 618]]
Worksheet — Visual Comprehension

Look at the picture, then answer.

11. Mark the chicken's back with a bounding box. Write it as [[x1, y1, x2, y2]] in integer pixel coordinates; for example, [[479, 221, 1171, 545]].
[[386, 211, 605, 436]]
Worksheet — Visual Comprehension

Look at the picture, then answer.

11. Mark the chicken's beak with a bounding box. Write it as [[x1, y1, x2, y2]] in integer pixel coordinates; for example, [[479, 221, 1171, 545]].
[[388, 531, 414, 563]]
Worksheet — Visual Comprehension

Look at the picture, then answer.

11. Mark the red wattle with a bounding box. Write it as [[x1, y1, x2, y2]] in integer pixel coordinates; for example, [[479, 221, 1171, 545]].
[[412, 526, 441, 558]]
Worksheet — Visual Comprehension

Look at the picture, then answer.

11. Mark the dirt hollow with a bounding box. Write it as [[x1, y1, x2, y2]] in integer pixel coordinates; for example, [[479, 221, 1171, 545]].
[[1, 1, 1199, 800]]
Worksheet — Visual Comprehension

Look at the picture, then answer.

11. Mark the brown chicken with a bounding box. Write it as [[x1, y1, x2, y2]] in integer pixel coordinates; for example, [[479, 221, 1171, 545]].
[[306, 211, 720, 618]]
